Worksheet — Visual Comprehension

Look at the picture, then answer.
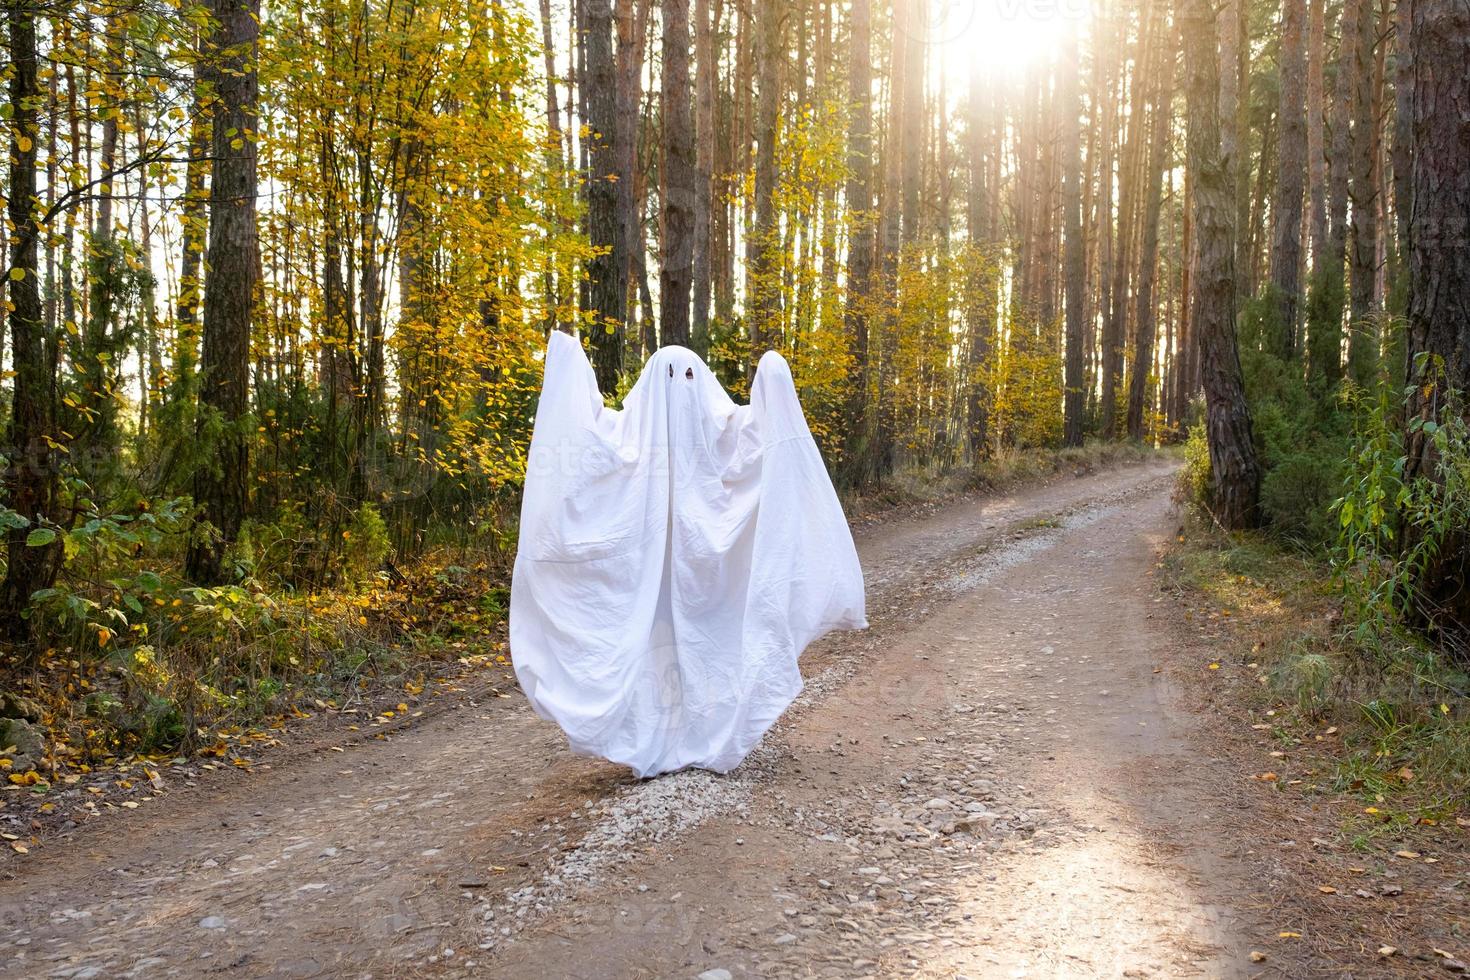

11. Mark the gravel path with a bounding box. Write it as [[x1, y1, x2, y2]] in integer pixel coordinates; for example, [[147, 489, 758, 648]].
[[0, 459, 1269, 979]]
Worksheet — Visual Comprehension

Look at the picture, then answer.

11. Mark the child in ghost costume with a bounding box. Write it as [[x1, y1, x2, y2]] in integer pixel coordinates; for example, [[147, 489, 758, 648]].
[[510, 331, 867, 777]]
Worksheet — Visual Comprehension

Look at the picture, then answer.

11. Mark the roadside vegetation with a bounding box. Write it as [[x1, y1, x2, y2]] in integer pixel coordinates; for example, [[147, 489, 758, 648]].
[[1171, 341, 1470, 829]]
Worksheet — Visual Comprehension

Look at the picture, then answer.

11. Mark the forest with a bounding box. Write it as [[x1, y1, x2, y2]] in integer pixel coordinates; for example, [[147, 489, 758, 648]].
[[0, 0, 1467, 759]]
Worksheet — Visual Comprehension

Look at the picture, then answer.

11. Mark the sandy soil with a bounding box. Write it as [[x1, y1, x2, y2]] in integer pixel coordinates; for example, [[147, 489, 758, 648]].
[[0, 460, 1291, 979]]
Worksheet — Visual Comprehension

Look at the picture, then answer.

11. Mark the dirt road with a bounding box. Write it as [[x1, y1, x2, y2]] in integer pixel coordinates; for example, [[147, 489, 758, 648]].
[[0, 459, 1274, 979]]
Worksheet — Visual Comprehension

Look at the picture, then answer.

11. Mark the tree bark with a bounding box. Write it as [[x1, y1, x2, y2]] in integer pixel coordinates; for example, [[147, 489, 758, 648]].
[[843, 0, 875, 477], [176, 37, 210, 392], [1182, 0, 1262, 528], [748, 0, 783, 363], [1306, 0, 1328, 255], [898, 0, 923, 245], [659, 0, 695, 346], [1103, 0, 1156, 435], [186, 0, 260, 583], [1219, 0, 1249, 306], [614, 0, 648, 346], [691, 0, 719, 353], [1401, 0, 1470, 633], [1346, 0, 1379, 383], [1270, 0, 1307, 360], [584, 0, 626, 388], [967, 60, 995, 459], [1310, 0, 1353, 387], [1, 1, 60, 640], [1061, 35, 1086, 447], [1128, 32, 1176, 441]]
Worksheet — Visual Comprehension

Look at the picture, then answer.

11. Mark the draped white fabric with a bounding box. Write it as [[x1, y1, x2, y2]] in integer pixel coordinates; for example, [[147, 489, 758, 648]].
[[509, 332, 867, 777]]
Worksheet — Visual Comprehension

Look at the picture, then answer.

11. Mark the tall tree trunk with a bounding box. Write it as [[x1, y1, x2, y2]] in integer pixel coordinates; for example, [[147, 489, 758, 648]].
[[1270, 0, 1307, 360], [1092, 13, 1120, 420], [1182, 0, 1262, 528], [843, 0, 875, 477], [1, 1, 59, 641], [538, 0, 565, 330], [748, 0, 783, 363], [690, 0, 719, 353], [1306, 0, 1328, 254], [1062, 35, 1086, 447], [96, 17, 123, 243], [898, 0, 923, 245], [1246, 109, 1276, 294], [873, 0, 907, 469], [1401, 0, 1470, 633], [659, 0, 695, 346], [1103, 0, 1156, 436], [135, 110, 162, 435], [1389, 0, 1412, 302], [1346, 0, 1380, 383], [1173, 167, 1195, 423], [176, 41, 210, 392], [1219, 0, 1248, 305], [615, 0, 648, 343], [584, 0, 625, 388], [186, 0, 260, 584], [1311, 0, 1352, 387], [966, 61, 995, 459], [1128, 29, 1176, 441]]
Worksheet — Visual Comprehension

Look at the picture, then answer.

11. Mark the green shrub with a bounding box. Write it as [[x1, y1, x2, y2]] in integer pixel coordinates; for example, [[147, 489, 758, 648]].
[[1236, 348, 1352, 550], [343, 503, 391, 584], [1260, 450, 1345, 548], [1335, 357, 1470, 636], [1178, 425, 1212, 513]]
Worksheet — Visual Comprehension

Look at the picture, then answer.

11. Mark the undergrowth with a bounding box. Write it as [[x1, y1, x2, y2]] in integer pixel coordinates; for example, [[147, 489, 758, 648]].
[[3, 440, 1162, 777], [1165, 525, 1470, 835], [0, 492, 518, 772]]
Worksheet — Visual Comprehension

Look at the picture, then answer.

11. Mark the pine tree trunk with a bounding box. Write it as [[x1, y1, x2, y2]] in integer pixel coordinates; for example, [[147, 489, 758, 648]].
[[1103, 0, 1157, 436], [538, 0, 565, 331], [748, 0, 783, 363], [1389, 0, 1412, 296], [1128, 32, 1176, 441], [1173, 167, 1195, 423], [1061, 36, 1086, 447], [186, 0, 260, 584], [1, 2, 60, 641], [615, 0, 647, 342], [967, 61, 994, 459], [1401, 0, 1470, 634], [843, 0, 875, 478], [1182, 0, 1262, 528], [1346, 0, 1380, 382], [898, 2, 922, 245], [1311, 0, 1353, 386], [1306, 0, 1328, 254], [1270, 0, 1307, 360], [659, 0, 695, 346], [584, 0, 625, 388], [690, 0, 718, 353], [135, 113, 162, 436], [1219, 0, 1251, 306], [873, 0, 907, 469], [176, 38, 209, 390]]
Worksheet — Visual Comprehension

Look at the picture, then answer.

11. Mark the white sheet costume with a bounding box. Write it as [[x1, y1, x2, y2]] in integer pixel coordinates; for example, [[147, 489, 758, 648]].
[[509, 332, 867, 777]]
